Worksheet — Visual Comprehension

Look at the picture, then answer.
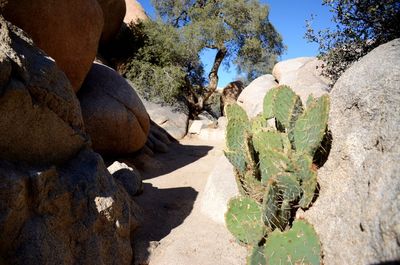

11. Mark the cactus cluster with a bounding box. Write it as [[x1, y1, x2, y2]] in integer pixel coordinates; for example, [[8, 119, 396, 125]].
[[224, 85, 329, 265]]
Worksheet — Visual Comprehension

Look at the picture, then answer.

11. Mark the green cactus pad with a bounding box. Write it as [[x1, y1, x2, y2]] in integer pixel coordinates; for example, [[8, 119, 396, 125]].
[[299, 168, 317, 209], [224, 150, 246, 175], [247, 246, 267, 265], [244, 133, 258, 172], [263, 88, 279, 120], [251, 115, 267, 134], [253, 131, 284, 155], [306, 94, 315, 107], [273, 86, 303, 132], [276, 199, 291, 230], [226, 120, 249, 151], [293, 95, 330, 156], [259, 149, 291, 184], [225, 103, 249, 122], [292, 154, 317, 208], [225, 196, 265, 245], [263, 219, 321, 265], [262, 183, 280, 229], [275, 172, 301, 202]]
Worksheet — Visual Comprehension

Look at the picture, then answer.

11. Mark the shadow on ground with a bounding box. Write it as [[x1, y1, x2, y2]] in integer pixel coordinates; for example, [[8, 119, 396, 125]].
[[127, 142, 213, 265], [133, 184, 198, 265], [126, 142, 213, 180]]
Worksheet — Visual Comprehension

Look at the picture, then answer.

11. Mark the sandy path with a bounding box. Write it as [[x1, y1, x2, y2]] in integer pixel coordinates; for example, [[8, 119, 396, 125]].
[[132, 137, 247, 265]]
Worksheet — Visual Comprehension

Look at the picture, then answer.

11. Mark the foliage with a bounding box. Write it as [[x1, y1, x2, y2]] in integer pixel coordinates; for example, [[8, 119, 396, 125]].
[[123, 0, 284, 112], [224, 85, 329, 264], [306, 0, 400, 85], [121, 20, 204, 104]]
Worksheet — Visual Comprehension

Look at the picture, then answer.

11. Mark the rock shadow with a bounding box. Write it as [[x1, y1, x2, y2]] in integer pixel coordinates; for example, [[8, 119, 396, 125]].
[[125, 142, 213, 180], [133, 183, 198, 265]]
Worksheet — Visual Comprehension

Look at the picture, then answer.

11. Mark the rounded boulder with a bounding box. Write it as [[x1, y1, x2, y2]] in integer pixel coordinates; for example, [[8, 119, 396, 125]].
[[124, 0, 147, 24], [97, 0, 126, 45], [78, 62, 150, 156], [1, 0, 104, 92]]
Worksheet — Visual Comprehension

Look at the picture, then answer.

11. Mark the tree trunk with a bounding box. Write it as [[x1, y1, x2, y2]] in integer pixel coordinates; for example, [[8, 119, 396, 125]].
[[195, 47, 227, 112]]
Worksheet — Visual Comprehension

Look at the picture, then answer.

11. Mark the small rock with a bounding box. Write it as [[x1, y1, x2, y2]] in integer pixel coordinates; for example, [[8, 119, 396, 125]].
[[189, 120, 204, 135], [108, 161, 143, 197]]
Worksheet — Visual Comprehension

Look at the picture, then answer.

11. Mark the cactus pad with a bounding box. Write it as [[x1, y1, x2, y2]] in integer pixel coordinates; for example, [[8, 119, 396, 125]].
[[274, 86, 303, 132], [225, 103, 249, 122], [225, 196, 265, 245], [293, 95, 329, 155], [247, 246, 267, 265], [263, 219, 321, 265]]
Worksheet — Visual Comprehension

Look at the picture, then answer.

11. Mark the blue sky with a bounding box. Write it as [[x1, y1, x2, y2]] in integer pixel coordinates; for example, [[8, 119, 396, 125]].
[[137, 0, 335, 87]]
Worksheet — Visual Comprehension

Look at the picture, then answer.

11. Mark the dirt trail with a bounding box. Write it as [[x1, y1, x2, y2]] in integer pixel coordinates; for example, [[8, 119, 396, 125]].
[[132, 136, 247, 265]]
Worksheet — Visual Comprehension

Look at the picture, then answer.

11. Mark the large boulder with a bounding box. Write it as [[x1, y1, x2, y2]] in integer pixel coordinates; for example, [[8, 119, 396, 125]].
[[0, 148, 139, 265], [297, 39, 400, 264], [0, 0, 104, 92], [97, 0, 126, 45], [272, 57, 314, 82], [124, 0, 147, 24], [78, 62, 150, 156], [134, 88, 189, 140], [237, 74, 278, 118], [0, 16, 88, 165], [272, 57, 329, 102], [200, 155, 239, 224]]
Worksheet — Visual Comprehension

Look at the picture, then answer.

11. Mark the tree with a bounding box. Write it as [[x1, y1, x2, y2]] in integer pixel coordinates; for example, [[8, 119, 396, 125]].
[[121, 20, 204, 105], [306, 0, 400, 85], [152, 0, 284, 112]]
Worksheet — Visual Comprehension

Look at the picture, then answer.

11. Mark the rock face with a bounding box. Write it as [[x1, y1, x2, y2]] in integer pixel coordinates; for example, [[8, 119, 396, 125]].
[[0, 16, 88, 165], [221, 81, 244, 115], [97, 0, 126, 45], [272, 57, 329, 103], [79, 63, 150, 156], [124, 0, 147, 24], [237, 74, 278, 118], [136, 89, 189, 140], [272, 57, 314, 82], [298, 39, 400, 264], [0, 0, 104, 92], [201, 155, 239, 224], [108, 161, 143, 197], [0, 149, 139, 265]]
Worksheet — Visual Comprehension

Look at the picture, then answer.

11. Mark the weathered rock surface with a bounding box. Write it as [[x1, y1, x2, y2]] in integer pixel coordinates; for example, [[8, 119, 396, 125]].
[[144, 121, 173, 154], [272, 57, 314, 82], [0, 0, 104, 91], [97, 0, 126, 45], [221, 81, 244, 115], [108, 161, 143, 197], [124, 0, 147, 24], [200, 155, 239, 224], [237, 74, 278, 118], [273, 57, 329, 103], [0, 16, 88, 165], [0, 148, 139, 265], [136, 91, 189, 140], [297, 39, 400, 264], [79, 62, 150, 156]]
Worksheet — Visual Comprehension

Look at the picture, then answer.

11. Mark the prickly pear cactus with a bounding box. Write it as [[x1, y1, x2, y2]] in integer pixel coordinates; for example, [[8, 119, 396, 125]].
[[224, 85, 328, 265], [246, 220, 321, 265], [225, 197, 266, 245], [263, 219, 321, 265]]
